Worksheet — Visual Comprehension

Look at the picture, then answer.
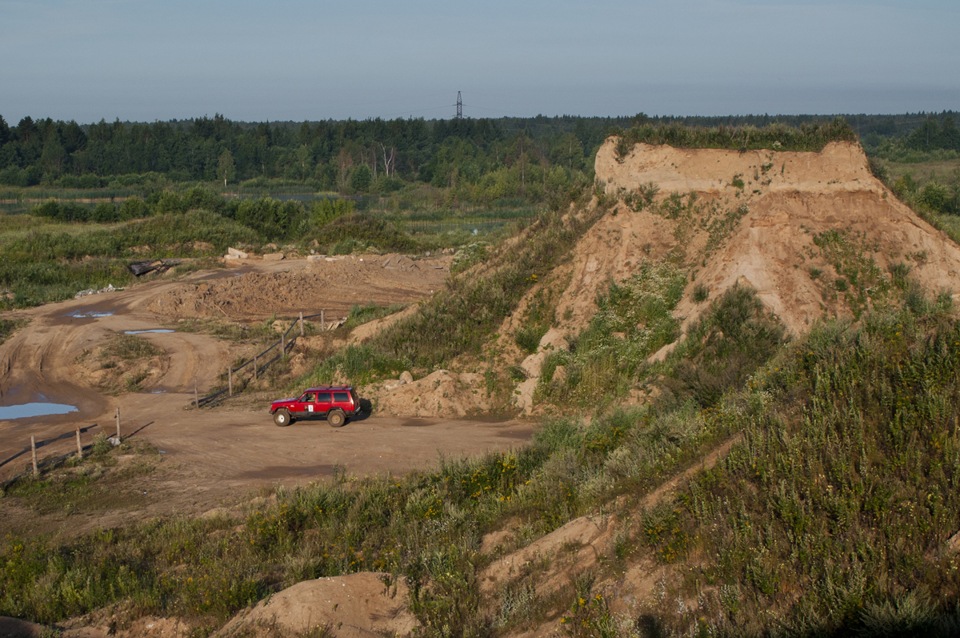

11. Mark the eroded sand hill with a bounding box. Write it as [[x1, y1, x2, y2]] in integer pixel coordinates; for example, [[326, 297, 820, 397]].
[[594, 140, 960, 334], [493, 140, 960, 413]]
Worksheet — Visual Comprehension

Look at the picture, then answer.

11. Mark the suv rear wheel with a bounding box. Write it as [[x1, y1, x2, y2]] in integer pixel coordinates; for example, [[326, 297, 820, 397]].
[[274, 409, 292, 427], [327, 409, 346, 428]]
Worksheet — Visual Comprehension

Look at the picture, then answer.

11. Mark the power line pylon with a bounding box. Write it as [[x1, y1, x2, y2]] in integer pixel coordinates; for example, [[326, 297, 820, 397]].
[[456, 91, 463, 119]]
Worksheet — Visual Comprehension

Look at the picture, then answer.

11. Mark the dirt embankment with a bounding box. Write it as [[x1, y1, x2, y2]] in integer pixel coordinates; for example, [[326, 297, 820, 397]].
[[594, 140, 960, 334], [355, 141, 960, 419], [145, 253, 449, 322], [497, 140, 960, 415]]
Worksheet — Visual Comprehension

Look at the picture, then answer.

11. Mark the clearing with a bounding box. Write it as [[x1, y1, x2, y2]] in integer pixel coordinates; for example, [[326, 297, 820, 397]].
[[0, 252, 534, 537]]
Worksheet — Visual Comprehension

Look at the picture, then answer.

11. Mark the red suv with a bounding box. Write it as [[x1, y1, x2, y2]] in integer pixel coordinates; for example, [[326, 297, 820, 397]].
[[269, 386, 361, 427]]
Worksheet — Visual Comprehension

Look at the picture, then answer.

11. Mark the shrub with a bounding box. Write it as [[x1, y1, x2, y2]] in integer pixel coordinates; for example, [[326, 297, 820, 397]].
[[642, 297, 960, 635], [692, 283, 709, 303], [662, 285, 787, 408], [616, 119, 857, 159]]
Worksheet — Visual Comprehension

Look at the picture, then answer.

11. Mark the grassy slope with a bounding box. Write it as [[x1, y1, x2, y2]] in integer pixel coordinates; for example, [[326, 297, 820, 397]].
[[8, 288, 958, 636], [637, 301, 960, 636], [4, 127, 960, 634]]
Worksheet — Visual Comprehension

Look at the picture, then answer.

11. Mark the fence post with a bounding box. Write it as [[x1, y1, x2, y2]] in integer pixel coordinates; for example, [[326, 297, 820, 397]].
[[76, 428, 83, 459], [31, 436, 38, 476], [299, 312, 304, 337], [115, 407, 121, 441], [228, 367, 233, 397]]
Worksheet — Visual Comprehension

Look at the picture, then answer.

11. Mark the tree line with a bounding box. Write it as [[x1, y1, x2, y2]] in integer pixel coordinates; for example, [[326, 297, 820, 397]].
[[0, 111, 956, 207], [0, 114, 631, 206]]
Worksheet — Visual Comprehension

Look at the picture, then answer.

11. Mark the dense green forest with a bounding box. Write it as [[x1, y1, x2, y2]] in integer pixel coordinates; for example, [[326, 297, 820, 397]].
[[1, 111, 957, 206], [0, 114, 626, 204]]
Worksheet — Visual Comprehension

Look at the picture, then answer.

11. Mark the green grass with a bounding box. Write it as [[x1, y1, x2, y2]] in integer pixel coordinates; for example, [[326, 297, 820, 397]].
[[513, 285, 558, 355], [307, 208, 600, 387], [659, 284, 788, 408], [172, 316, 281, 343], [0, 195, 530, 310], [0, 317, 25, 344], [537, 262, 687, 409], [5, 289, 960, 635], [0, 210, 260, 309], [616, 119, 857, 160], [813, 229, 892, 318], [637, 298, 960, 635], [341, 303, 408, 331], [3, 438, 159, 516], [99, 334, 165, 361]]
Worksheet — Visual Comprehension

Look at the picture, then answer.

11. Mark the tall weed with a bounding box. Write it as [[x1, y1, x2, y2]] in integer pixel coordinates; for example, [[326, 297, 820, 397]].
[[640, 297, 960, 635]]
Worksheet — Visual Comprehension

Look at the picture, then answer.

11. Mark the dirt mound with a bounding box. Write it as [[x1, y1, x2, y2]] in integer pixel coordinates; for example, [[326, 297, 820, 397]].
[[147, 253, 450, 322], [214, 573, 417, 637], [501, 140, 960, 414], [363, 369, 488, 418], [595, 140, 960, 334]]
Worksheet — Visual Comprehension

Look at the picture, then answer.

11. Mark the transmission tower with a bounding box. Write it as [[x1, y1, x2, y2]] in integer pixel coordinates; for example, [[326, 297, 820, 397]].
[[456, 91, 463, 119]]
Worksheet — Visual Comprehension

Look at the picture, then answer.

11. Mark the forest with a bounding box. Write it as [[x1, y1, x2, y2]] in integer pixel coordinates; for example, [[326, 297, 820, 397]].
[[1, 111, 958, 211]]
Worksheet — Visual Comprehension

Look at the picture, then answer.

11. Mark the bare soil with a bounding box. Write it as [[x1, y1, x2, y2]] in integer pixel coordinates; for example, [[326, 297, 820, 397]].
[[0, 252, 535, 538]]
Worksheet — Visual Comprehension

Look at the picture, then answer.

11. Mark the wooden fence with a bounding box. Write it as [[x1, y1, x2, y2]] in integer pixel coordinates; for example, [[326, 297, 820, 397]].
[[0, 409, 125, 481], [194, 310, 342, 408]]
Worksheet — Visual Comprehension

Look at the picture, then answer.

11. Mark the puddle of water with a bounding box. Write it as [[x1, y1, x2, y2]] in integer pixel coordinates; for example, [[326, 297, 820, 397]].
[[0, 402, 79, 420], [69, 311, 114, 318], [123, 329, 174, 335]]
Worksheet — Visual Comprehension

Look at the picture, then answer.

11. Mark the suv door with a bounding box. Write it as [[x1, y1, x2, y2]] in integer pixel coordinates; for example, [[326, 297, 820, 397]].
[[314, 391, 333, 416], [299, 392, 316, 416]]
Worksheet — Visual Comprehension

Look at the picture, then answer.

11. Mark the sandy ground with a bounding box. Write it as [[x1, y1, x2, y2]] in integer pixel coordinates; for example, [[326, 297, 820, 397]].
[[0, 253, 536, 536]]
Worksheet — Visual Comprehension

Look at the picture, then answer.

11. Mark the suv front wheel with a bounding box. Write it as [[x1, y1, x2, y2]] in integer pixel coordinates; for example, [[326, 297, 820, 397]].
[[274, 409, 292, 427]]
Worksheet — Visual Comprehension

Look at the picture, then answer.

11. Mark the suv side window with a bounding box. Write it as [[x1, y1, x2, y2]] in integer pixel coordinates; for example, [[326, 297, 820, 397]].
[[302, 392, 315, 403], [333, 391, 350, 403], [316, 392, 332, 405]]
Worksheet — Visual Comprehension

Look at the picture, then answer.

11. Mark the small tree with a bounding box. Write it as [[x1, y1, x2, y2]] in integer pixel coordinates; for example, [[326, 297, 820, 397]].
[[217, 149, 236, 188], [349, 164, 373, 193]]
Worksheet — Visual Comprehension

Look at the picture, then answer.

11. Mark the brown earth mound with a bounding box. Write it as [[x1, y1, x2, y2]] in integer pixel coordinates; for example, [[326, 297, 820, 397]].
[[503, 140, 960, 414], [595, 140, 960, 335], [214, 573, 417, 638], [147, 253, 450, 322], [363, 141, 960, 419]]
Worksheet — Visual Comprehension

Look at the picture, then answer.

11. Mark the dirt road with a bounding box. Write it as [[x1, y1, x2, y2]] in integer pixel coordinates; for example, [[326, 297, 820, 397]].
[[0, 254, 536, 533]]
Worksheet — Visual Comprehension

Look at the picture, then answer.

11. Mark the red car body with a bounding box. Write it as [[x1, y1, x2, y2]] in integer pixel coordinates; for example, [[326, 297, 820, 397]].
[[269, 386, 360, 427]]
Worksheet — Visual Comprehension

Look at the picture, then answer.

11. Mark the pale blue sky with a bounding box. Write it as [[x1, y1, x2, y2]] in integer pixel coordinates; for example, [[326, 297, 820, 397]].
[[1, 0, 957, 123]]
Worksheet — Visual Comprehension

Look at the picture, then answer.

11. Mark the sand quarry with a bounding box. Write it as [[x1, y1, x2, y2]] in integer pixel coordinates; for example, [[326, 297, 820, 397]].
[[4, 139, 960, 637]]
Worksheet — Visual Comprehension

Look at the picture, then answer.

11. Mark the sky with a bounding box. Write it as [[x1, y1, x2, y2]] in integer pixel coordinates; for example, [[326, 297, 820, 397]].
[[1, 0, 958, 124]]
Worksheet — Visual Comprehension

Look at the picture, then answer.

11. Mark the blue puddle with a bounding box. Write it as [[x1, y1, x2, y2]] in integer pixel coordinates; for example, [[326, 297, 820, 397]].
[[124, 329, 174, 335], [0, 402, 78, 420], [69, 311, 114, 318]]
